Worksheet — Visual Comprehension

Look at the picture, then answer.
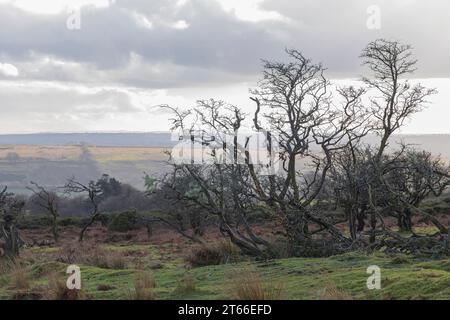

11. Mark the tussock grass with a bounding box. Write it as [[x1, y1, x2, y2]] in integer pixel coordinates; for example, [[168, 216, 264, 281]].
[[56, 243, 127, 270], [46, 274, 85, 300], [230, 269, 284, 300], [10, 267, 30, 290], [3, 239, 450, 300], [128, 271, 156, 300], [174, 272, 197, 295], [315, 283, 353, 300]]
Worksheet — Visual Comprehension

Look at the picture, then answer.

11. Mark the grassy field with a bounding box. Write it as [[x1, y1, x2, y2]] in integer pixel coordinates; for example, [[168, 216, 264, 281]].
[[0, 145, 169, 162], [1, 144, 450, 300], [2, 226, 450, 300], [0, 145, 170, 194]]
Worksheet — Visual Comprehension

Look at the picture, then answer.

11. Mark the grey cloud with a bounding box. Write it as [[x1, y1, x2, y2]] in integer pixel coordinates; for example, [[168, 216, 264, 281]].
[[0, 0, 449, 90], [0, 83, 139, 115], [261, 0, 450, 78], [0, 0, 285, 87]]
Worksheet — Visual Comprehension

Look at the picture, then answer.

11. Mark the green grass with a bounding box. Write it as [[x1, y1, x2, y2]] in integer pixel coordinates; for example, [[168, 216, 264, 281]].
[[2, 246, 450, 300]]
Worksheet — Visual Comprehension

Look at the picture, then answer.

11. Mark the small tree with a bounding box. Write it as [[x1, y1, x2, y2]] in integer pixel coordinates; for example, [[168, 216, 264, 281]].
[[0, 186, 25, 257], [64, 177, 102, 242], [27, 181, 60, 243]]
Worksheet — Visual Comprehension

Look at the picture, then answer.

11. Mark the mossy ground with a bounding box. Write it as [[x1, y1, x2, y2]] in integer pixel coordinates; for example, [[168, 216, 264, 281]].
[[1, 242, 450, 300]]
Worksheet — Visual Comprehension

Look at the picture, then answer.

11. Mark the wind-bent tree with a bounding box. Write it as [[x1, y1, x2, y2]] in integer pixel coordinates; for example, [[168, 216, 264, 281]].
[[247, 49, 369, 248], [27, 182, 60, 243], [160, 101, 271, 255], [162, 49, 369, 254]]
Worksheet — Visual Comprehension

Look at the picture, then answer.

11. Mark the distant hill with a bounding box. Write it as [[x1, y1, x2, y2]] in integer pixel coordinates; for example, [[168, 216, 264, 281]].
[[0, 132, 176, 148], [0, 132, 449, 157], [388, 134, 450, 158]]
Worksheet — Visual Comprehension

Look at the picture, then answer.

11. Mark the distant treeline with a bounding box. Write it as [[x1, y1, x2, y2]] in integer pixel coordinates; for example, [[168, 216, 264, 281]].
[[22, 174, 159, 217]]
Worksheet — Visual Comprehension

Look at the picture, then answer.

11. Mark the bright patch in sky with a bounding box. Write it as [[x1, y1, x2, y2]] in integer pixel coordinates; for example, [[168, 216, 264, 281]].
[[172, 20, 190, 30], [216, 0, 286, 22], [0, 0, 111, 14], [0, 63, 19, 77]]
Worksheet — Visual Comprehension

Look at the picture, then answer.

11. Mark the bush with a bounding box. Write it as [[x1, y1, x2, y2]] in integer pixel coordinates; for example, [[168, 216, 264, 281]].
[[185, 240, 241, 267], [296, 240, 346, 257], [17, 215, 89, 229], [261, 240, 294, 259], [107, 210, 141, 232], [16, 215, 52, 229], [58, 217, 87, 227], [390, 255, 410, 264]]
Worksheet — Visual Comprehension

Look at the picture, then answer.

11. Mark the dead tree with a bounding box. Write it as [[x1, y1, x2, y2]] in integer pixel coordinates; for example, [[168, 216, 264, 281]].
[[64, 177, 102, 242], [162, 101, 270, 255], [27, 181, 60, 243]]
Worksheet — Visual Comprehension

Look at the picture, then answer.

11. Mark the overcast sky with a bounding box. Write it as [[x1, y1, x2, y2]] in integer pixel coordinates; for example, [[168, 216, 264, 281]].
[[0, 0, 449, 134]]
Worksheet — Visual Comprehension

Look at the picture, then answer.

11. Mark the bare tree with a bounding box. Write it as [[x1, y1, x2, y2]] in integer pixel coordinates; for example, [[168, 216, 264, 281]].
[[327, 39, 444, 246], [162, 49, 369, 254], [160, 41, 448, 257], [27, 181, 60, 243], [64, 177, 102, 242], [359, 39, 437, 242], [360, 39, 436, 160], [161, 101, 271, 255], [248, 49, 369, 247]]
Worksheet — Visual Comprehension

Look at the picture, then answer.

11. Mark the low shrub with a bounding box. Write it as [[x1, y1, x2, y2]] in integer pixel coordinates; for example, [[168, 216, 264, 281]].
[[58, 217, 89, 228], [107, 210, 141, 232], [390, 255, 410, 264], [261, 240, 294, 259], [281, 238, 346, 258], [185, 240, 241, 267], [97, 284, 116, 291], [16, 215, 52, 229]]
